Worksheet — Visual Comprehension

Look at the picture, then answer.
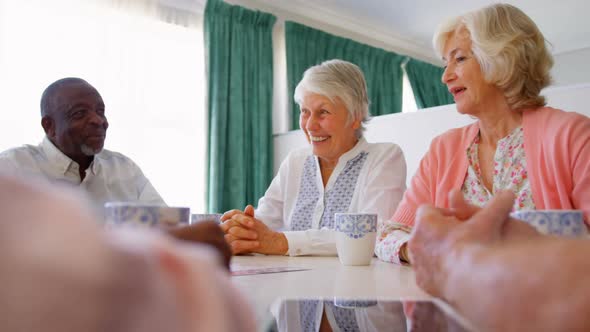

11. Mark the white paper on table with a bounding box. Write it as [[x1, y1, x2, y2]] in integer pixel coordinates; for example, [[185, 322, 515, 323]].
[[231, 266, 309, 276]]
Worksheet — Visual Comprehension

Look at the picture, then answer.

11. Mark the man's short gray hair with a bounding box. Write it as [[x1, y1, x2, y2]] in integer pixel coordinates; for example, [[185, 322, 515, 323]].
[[40, 77, 91, 117], [294, 59, 370, 137]]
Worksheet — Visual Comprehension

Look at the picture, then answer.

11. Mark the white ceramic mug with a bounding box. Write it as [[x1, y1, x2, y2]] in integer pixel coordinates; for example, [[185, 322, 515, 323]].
[[334, 213, 377, 266], [104, 202, 190, 229], [511, 210, 587, 237]]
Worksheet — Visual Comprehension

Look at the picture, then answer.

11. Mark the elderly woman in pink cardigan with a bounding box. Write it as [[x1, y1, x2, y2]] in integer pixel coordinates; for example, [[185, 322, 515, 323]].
[[376, 3, 590, 264]]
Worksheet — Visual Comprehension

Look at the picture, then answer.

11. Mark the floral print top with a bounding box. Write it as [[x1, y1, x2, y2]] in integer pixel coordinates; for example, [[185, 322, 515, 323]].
[[461, 126, 536, 211], [375, 126, 535, 264]]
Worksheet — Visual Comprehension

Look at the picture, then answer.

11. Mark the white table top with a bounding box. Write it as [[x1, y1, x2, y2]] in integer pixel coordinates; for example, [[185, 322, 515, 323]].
[[230, 255, 431, 325]]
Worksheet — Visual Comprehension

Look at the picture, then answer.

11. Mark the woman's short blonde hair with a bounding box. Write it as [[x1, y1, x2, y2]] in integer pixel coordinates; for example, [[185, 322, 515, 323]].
[[433, 3, 553, 110], [294, 59, 370, 138]]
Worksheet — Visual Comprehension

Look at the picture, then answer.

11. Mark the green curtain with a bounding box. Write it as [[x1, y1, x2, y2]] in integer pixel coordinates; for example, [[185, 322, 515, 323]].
[[286, 21, 405, 130], [204, 0, 276, 213], [405, 58, 454, 109]]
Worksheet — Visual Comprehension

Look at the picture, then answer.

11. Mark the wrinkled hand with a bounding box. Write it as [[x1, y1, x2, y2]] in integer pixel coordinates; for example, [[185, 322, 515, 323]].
[[219, 207, 253, 239], [407, 203, 460, 297], [408, 190, 538, 297], [168, 221, 232, 269], [446, 189, 539, 242], [220, 205, 288, 255], [220, 208, 249, 224]]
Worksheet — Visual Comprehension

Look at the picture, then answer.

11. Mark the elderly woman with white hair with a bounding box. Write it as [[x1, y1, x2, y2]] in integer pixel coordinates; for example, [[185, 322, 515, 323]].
[[221, 59, 406, 257], [376, 3, 590, 265], [220, 59, 406, 331]]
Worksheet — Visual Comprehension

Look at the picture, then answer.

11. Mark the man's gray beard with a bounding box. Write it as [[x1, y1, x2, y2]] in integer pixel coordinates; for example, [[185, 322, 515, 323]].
[[81, 144, 102, 156]]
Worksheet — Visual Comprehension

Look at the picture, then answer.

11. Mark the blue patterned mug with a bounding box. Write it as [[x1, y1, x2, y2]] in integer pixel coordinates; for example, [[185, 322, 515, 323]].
[[511, 210, 587, 237], [104, 202, 190, 229], [191, 213, 223, 224], [334, 213, 377, 266]]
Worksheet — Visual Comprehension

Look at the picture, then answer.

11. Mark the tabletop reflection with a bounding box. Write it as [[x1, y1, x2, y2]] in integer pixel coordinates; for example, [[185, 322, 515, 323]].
[[266, 299, 472, 332]]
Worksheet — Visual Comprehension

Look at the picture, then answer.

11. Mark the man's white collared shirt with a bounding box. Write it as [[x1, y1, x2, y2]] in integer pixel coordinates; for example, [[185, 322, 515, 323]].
[[0, 137, 165, 208]]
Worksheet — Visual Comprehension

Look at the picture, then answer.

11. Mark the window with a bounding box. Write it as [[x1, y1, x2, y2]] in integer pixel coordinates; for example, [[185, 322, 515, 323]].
[[402, 70, 418, 113], [402, 65, 419, 113], [0, 0, 207, 212]]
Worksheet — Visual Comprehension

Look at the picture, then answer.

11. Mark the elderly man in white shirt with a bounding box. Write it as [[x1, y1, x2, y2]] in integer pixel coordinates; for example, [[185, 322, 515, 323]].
[[0, 77, 164, 208], [0, 77, 232, 266]]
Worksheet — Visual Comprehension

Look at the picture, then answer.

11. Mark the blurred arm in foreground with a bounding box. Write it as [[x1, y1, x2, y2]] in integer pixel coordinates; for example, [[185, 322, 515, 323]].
[[0, 174, 255, 332], [409, 190, 590, 332]]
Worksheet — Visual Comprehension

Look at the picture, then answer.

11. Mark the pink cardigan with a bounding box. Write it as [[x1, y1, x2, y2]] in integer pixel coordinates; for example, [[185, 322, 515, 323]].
[[394, 107, 590, 225]]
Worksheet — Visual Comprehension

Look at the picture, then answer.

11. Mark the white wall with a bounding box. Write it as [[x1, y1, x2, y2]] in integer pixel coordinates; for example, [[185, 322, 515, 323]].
[[552, 47, 590, 87], [273, 84, 590, 185]]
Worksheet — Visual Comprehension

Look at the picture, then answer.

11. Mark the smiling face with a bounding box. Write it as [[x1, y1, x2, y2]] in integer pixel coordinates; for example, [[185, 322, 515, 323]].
[[441, 29, 505, 116], [43, 82, 109, 160], [299, 93, 360, 165]]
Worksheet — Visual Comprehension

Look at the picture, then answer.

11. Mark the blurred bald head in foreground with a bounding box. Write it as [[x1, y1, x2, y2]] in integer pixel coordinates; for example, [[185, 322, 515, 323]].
[[0, 175, 255, 332]]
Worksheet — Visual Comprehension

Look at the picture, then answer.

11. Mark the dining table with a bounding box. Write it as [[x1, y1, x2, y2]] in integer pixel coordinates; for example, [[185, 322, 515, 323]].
[[230, 255, 438, 329]]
